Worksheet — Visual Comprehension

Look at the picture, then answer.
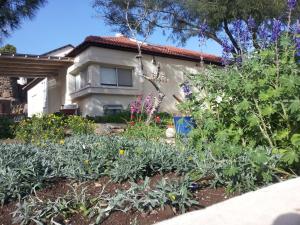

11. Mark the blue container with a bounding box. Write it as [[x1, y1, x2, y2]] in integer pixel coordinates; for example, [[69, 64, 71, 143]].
[[173, 116, 195, 136]]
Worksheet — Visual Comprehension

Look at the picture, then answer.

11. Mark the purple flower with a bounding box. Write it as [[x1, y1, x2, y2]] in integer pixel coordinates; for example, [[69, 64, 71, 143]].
[[287, 0, 297, 10], [295, 23, 300, 60], [221, 40, 234, 65], [130, 96, 143, 114], [181, 82, 192, 97], [271, 19, 283, 42], [231, 20, 252, 50], [247, 16, 256, 30], [199, 21, 208, 37], [143, 94, 154, 115], [257, 22, 271, 48]]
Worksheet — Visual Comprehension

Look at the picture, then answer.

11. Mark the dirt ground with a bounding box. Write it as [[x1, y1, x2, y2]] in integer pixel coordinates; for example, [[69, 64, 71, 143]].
[[0, 174, 235, 225]]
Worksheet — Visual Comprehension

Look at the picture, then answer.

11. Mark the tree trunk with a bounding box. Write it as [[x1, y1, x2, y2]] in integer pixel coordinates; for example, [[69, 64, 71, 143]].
[[136, 44, 166, 125]]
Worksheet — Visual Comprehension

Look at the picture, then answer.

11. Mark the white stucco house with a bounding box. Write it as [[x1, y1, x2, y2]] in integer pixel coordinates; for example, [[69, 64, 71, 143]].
[[19, 35, 221, 117]]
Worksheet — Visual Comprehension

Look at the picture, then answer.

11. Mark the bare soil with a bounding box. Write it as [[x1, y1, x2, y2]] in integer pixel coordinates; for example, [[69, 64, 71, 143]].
[[0, 174, 235, 225]]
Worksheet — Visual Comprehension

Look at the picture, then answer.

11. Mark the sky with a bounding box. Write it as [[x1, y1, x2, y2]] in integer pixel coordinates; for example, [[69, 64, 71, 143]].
[[4, 0, 223, 56]]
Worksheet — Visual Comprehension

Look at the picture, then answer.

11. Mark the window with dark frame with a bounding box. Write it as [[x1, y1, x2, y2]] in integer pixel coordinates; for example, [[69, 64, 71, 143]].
[[100, 67, 133, 87]]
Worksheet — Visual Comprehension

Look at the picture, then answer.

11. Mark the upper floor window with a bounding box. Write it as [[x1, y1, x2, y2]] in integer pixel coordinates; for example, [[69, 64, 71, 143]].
[[100, 67, 133, 87]]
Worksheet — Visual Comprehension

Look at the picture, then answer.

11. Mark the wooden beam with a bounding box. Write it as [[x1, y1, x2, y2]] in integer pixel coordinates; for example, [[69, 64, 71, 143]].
[[0, 73, 57, 77], [0, 67, 60, 73], [0, 64, 63, 70], [0, 55, 73, 62], [0, 59, 73, 67]]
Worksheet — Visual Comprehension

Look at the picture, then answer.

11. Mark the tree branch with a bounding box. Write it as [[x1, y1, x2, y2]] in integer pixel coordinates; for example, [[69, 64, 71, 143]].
[[223, 19, 240, 55]]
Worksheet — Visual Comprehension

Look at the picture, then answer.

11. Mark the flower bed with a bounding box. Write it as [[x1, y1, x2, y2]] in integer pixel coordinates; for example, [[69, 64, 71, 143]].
[[0, 135, 294, 224]]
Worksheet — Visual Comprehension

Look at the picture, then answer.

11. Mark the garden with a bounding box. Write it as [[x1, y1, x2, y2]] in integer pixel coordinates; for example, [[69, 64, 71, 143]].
[[1, 1, 300, 225]]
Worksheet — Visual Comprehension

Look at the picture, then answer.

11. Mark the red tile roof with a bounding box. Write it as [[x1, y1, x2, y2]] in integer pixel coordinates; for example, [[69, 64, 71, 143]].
[[67, 36, 222, 64]]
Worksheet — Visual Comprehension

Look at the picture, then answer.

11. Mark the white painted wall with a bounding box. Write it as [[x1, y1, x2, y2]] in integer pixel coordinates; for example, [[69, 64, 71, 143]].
[[27, 46, 74, 116], [27, 78, 47, 117]]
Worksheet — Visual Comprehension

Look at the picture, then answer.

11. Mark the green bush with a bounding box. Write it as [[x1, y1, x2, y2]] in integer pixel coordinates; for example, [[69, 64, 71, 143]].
[[66, 115, 95, 135], [87, 111, 173, 125], [15, 114, 95, 143], [123, 122, 165, 140], [0, 117, 15, 139], [180, 36, 300, 168], [87, 111, 131, 123]]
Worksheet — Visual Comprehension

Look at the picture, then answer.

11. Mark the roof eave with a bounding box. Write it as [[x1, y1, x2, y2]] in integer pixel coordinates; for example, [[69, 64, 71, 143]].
[[67, 42, 222, 66]]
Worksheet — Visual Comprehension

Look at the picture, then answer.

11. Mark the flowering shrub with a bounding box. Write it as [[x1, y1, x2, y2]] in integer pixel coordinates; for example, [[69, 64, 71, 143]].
[[15, 114, 95, 143], [130, 94, 155, 121], [181, 27, 300, 172]]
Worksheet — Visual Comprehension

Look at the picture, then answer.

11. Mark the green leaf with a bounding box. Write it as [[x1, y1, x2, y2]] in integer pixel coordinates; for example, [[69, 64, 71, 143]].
[[273, 129, 290, 141], [261, 105, 275, 116], [288, 99, 300, 114], [247, 114, 260, 127], [281, 150, 299, 165], [291, 134, 300, 147]]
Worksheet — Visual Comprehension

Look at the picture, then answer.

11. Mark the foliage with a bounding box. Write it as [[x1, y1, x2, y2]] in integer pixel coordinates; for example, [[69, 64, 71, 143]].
[[190, 143, 286, 192], [0, 135, 196, 204], [0, 0, 46, 41], [13, 178, 198, 225], [180, 34, 300, 171], [15, 114, 95, 143], [66, 115, 95, 135], [90, 177, 198, 224], [12, 183, 93, 225], [123, 122, 165, 141], [0, 116, 15, 139], [1, 134, 296, 206], [87, 111, 132, 123], [0, 44, 16, 54], [93, 0, 300, 56]]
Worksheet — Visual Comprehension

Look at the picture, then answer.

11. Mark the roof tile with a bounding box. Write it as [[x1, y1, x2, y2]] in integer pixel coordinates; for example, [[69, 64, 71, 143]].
[[67, 36, 221, 64]]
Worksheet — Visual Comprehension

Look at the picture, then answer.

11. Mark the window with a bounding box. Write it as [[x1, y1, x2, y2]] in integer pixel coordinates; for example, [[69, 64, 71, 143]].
[[118, 68, 133, 87], [103, 105, 123, 115], [101, 68, 117, 86], [75, 75, 81, 91], [100, 67, 133, 87]]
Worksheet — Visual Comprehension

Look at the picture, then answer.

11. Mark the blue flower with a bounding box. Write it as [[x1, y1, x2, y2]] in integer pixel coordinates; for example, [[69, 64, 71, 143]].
[[287, 0, 297, 10], [247, 16, 256, 30], [181, 82, 192, 97], [271, 19, 283, 42]]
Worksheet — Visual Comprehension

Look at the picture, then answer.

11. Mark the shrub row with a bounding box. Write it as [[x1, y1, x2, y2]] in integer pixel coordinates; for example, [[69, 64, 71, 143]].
[[15, 114, 95, 143], [1, 135, 295, 205]]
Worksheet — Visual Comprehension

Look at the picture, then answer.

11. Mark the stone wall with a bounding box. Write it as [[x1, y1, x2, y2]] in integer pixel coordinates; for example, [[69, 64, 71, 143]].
[[0, 77, 14, 98], [0, 77, 27, 115]]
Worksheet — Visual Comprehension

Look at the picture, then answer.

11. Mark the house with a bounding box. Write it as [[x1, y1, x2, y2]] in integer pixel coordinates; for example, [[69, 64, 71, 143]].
[[0, 35, 221, 117]]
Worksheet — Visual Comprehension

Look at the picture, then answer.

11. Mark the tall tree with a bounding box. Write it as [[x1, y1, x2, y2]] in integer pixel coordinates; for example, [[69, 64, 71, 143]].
[[0, 44, 16, 54], [94, 0, 168, 124], [0, 0, 47, 42], [93, 0, 300, 57]]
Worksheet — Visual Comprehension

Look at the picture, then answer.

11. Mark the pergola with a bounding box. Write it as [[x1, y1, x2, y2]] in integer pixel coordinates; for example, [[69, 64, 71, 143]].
[[0, 53, 74, 78], [0, 53, 74, 116]]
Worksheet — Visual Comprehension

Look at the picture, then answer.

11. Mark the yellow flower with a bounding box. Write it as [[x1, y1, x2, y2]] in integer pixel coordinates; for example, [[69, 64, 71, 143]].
[[84, 160, 89, 165], [59, 139, 65, 145], [119, 149, 125, 155], [188, 156, 193, 161], [168, 193, 176, 201]]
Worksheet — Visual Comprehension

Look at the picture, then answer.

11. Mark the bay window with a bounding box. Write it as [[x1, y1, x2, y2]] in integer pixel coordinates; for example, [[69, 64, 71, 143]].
[[100, 67, 133, 87]]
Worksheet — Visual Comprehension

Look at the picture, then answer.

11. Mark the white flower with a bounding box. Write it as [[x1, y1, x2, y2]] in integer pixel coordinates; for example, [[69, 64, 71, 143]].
[[216, 96, 223, 104]]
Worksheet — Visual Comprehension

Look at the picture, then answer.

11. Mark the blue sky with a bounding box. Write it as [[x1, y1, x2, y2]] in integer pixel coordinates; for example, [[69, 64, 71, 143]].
[[4, 0, 222, 56]]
